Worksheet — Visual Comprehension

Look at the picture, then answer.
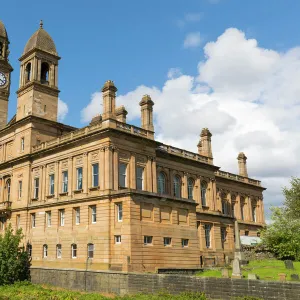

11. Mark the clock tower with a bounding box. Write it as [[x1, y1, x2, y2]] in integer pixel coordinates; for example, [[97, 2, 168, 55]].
[[16, 21, 59, 122], [0, 20, 13, 129]]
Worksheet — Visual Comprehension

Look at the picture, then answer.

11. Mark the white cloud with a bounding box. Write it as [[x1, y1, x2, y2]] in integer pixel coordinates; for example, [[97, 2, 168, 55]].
[[81, 27, 300, 217], [177, 12, 203, 28], [58, 98, 68, 122], [184, 32, 202, 48], [80, 92, 102, 123]]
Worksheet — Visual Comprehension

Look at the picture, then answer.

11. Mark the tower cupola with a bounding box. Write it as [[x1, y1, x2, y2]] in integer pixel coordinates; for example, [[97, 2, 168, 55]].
[[16, 21, 60, 122]]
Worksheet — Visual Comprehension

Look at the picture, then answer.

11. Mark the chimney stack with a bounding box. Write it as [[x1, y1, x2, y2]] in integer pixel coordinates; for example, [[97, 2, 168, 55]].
[[139, 94, 154, 132], [116, 105, 128, 123], [198, 128, 213, 164], [102, 80, 117, 120], [237, 152, 248, 177]]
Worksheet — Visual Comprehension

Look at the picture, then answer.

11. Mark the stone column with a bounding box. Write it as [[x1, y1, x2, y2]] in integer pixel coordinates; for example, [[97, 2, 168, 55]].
[[55, 162, 59, 198], [68, 157, 73, 195], [152, 158, 157, 193], [212, 179, 217, 211], [146, 157, 152, 192], [113, 148, 119, 190], [182, 173, 188, 198], [83, 153, 88, 193], [100, 148, 105, 190], [41, 165, 46, 200], [19, 65, 23, 88], [130, 153, 136, 189], [37, 60, 41, 82], [195, 177, 201, 209], [32, 57, 36, 81], [55, 65, 58, 87], [104, 146, 113, 190]]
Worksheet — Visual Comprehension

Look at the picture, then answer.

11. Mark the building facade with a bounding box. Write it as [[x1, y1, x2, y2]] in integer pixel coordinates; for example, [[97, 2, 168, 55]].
[[0, 20, 265, 272]]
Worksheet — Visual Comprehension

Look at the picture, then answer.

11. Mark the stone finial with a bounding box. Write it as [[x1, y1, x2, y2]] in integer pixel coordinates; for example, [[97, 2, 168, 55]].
[[102, 80, 118, 93], [40, 20, 43, 28], [102, 80, 117, 120], [139, 95, 154, 133], [116, 105, 128, 123], [201, 128, 212, 138], [237, 152, 248, 177], [139, 94, 154, 106], [198, 128, 213, 163], [90, 114, 102, 125]]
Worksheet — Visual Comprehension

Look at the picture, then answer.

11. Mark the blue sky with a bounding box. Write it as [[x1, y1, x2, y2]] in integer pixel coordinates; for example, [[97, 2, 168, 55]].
[[3, 0, 300, 219], [3, 0, 300, 125]]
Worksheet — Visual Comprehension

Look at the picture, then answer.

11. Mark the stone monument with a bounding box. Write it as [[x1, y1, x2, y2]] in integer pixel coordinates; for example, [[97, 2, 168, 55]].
[[231, 221, 243, 279]]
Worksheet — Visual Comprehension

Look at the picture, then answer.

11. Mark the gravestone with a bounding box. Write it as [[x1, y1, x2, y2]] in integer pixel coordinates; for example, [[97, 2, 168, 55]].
[[278, 273, 287, 282], [221, 268, 229, 278], [291, 274, 299, 281], [284, 260, 294, 270], [248, 273, 259, 280], [231, 257, 242, 279]]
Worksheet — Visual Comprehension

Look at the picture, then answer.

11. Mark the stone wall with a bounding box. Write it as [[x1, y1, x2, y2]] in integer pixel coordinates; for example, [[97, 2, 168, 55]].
[[31, 267, 300, 300]]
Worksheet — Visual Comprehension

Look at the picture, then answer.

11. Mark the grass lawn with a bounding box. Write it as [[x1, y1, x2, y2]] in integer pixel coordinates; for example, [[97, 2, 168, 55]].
[[0, 281, 209, 300], [196, 259, 300, 281]]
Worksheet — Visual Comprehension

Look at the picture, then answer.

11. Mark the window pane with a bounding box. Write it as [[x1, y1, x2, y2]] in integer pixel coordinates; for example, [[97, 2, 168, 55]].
[[173, 176, 181, 198], [117, 203, 123, 222], [188, 178, 194, 200], [92, 164, 99, 187], [49, 174, 55, 195], [62, 171, 68, 193], [158, 172, 166, 194], [201, 183, 207, 206], [88, 244, 94, 258], [119, 163, 127, 188], [77, 168, 83, 190], [91, 206, 96, 223], [136, 167, 144, 190]]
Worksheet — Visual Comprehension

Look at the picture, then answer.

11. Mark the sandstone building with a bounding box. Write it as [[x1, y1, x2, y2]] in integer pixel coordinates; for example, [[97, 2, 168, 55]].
[[0, 20, 265, 272]]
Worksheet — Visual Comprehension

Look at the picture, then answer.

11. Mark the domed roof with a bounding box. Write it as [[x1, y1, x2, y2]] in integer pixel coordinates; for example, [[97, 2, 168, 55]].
[[0, 20, 8, 39], [23, 21, 57, 56]]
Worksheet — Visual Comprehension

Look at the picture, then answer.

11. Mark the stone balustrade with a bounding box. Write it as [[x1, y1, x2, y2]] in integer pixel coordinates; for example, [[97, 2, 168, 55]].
[[215, 170, 261, 186]]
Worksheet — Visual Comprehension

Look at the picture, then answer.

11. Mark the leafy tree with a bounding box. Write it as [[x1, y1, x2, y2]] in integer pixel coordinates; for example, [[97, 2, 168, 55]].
[[261, 177, 300, 261], [0, 223, 30, 285]]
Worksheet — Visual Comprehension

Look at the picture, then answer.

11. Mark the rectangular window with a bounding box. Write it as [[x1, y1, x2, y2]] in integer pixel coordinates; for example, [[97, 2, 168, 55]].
[[136, 166, 144, 190], [204, 224, 211, 248], [75, 207, 80, 225], [92, 163, 99, 187], [49, 174, 55, 195], [119, 163, 127, 188], [71, 244, 77, 258], [18, 181, 22, 199], [59, 209, 65, 226], [221, 227, 227, 243], [115, 235, 121, 244], [62, 171, 68, 193], [164, 237, 172, 246], [117, 203, 123, 222], [56, 244, 62, 258], [76, 167, 83, 190], [46, 211, 51, 227], [16, 215, 20, 229], [87, 244, 94, 259], [144, 236, 153, 245], [252, 206, 256, 222], [43, 245, 48, 258], [181, 239, 189, 247], [21, 137, 24, 151], [34, 178, 39, 199], [241, 204, 244, 220], [91, 205, 96, 224], [245, 230, 249, 236], [31, 213, 36, 228]]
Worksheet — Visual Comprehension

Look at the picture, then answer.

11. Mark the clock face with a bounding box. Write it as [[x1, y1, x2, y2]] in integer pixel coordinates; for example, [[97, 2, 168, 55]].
[[0, 72, 7, 87]]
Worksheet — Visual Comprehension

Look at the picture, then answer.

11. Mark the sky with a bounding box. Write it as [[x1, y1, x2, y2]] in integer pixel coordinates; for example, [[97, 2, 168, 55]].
[[2, 0, 300, 221]]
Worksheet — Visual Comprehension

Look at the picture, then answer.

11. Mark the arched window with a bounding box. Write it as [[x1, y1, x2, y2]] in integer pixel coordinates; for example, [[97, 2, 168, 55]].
[[41, 62, 49, 84], [158, 172, 166, 195], [0, 42, 3, 57], [173, 175, 181, 198], [6, 179, 11, 202], [187, 178, 194, 200], [201, 182, 207, 206], [25, 63, 31, 82], [43, 244, 48, 258]]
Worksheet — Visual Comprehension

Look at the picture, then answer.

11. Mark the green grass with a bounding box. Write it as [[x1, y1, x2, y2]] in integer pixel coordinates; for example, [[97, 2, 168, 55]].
[[0, 281, 209, 300], [196, 259, 300, 281]]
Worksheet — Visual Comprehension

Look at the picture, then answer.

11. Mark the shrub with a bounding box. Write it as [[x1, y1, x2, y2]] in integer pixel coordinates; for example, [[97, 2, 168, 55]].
[[0, 224, 31, 285]]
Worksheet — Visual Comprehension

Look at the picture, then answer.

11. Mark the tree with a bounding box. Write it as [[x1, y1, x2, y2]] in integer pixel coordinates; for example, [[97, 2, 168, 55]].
[[261, 177, 300, 261], [0, 223, 30, 285]]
